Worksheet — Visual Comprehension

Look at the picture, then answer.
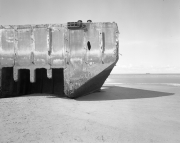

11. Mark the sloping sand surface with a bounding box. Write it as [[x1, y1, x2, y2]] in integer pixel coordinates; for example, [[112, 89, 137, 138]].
[[0, 84, 180, 143]]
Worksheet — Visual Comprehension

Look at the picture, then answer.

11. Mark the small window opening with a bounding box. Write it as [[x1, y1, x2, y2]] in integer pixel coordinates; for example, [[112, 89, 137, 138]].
[[87, 41, 91, 51]]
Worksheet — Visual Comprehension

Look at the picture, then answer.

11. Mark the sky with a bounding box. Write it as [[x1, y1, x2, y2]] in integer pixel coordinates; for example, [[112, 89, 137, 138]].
[[0, 0, 180, 74]]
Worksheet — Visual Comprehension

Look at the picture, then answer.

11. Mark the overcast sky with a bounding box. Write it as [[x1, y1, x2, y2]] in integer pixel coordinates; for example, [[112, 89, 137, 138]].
[[0, 0, 180, 73]]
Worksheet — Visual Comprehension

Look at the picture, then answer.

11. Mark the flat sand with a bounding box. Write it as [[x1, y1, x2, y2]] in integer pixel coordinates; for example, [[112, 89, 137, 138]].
[[0, 84, 180, 143]]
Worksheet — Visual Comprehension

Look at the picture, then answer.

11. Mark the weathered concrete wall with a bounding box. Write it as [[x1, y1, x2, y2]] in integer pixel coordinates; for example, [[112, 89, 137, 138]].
[[0, 22, 119, 98]]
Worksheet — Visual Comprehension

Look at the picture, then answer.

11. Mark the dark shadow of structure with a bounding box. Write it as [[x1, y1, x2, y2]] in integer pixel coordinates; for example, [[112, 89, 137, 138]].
[[0, 85, 174, 101], [77, 86, 174, 101]]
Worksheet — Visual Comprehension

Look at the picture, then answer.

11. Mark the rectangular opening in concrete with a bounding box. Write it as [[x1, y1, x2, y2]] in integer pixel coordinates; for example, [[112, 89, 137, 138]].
[[0, 68, 64, 98]]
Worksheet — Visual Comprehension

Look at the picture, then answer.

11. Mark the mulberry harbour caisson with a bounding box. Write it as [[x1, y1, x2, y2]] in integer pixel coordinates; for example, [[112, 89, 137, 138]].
[[0, 20, 119, 98]]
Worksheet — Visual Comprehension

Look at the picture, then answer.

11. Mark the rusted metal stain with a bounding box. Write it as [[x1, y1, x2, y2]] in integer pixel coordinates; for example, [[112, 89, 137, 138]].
[[0, 22, 119, 98]]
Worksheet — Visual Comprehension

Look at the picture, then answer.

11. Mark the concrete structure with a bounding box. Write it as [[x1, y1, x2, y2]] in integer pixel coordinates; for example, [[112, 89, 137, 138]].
[[0, 22, 119, 98]]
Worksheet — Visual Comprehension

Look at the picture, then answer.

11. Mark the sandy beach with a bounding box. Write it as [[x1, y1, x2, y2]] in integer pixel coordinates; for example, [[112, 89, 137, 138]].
[[0, 80, 180, 143], [0, 0, 180, 142]]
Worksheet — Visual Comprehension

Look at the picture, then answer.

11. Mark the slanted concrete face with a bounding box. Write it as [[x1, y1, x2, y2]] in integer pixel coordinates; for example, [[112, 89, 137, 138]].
[[0, 22, 119, 98]]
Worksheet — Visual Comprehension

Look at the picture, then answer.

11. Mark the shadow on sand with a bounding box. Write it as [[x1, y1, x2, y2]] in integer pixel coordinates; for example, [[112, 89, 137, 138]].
[[77, 86, 174, 101], [1, 86, 174, 101]]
